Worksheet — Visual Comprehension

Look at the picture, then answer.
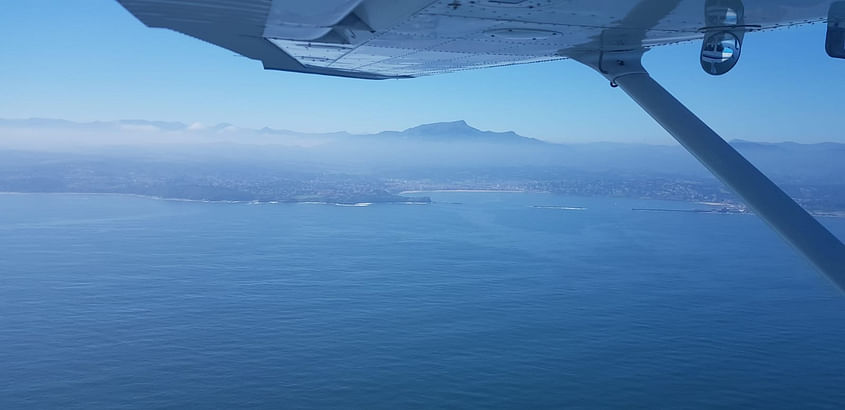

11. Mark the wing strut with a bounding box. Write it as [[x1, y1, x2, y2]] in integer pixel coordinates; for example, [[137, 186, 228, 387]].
[[575, 51, 845, 290]]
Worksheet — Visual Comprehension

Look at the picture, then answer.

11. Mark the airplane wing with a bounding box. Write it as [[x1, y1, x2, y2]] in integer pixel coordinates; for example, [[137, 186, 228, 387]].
[[117, 0, 845, 289], [116, 0, 836, 79]]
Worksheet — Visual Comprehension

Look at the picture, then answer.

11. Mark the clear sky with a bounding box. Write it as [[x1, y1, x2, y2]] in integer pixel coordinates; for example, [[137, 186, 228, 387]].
[[1, 0, 843, 144]]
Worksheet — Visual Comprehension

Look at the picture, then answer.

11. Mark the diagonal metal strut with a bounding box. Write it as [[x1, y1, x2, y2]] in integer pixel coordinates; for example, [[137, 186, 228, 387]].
[[577, 51, 845, 290]]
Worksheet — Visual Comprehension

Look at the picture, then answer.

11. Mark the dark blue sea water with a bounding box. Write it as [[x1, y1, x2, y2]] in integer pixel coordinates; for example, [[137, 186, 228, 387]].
[[1, 192, 844, 409]]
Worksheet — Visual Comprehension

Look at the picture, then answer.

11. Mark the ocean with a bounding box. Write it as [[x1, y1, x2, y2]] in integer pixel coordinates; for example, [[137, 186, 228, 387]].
[[1, 192, 844, 409]]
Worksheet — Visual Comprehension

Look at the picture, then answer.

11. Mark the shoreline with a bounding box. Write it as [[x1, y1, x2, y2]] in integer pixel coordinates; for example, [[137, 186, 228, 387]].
[[399, 189, 529, 194], [0, 191, 428, 207], [2, 191, 842, 218]]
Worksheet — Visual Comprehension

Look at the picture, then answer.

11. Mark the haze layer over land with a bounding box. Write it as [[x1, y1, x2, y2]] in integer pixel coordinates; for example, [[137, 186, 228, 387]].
[[1, 118, 843, 211]]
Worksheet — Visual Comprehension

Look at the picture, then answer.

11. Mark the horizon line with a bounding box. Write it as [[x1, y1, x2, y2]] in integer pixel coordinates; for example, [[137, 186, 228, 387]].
[[1, 117, 842, 146]]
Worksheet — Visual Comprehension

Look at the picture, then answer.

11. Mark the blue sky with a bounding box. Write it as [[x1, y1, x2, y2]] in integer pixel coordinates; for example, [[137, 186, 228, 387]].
[[1, 0, 843, 144]]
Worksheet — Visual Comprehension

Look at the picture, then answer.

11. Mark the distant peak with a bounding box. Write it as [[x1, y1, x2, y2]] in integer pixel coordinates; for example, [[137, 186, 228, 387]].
[[403, 120, 479, 135], [372, 120, 543, 144]]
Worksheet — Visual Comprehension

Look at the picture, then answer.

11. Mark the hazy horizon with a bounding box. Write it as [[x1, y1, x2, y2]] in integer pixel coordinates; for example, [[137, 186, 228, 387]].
[[3, 117, 844, 151], [2, 115, 843, 213]]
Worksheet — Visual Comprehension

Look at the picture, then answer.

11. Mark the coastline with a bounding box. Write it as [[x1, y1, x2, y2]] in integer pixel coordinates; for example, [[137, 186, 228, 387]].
[[2, 191, 842, 218], [0, 191, 427, 207], [399, 189, 529, 194]]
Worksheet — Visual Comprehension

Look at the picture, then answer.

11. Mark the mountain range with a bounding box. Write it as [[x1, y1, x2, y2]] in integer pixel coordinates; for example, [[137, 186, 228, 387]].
[[1, 117, 843, 181], [1, 117, 842, 209], [0, 118, 543, 145], [3, 117, 842, 148]]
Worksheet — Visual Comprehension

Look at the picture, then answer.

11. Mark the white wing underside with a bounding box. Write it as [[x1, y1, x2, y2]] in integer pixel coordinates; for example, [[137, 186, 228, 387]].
[[117, 0, 835, 79]]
